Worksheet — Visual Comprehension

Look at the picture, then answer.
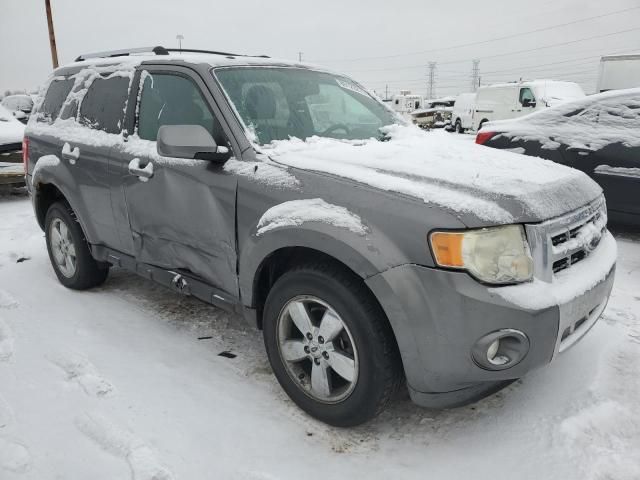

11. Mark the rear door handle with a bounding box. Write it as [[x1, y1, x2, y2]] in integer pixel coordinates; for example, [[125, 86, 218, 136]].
[[62, 142, 80, 164], [128, 158, 154, 182], [567, 146, 595, 155]]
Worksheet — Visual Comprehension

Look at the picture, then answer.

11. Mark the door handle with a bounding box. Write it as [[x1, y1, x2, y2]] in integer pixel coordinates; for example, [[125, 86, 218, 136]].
[[567, 146, 595, 155], [128, 158, 154, 182], [62, 142, 80, 164]]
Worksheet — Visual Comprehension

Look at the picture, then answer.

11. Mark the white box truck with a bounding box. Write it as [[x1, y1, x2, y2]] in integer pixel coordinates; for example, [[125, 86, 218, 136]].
[[597, 54, 640, 92], [472, 80, 585, 131]]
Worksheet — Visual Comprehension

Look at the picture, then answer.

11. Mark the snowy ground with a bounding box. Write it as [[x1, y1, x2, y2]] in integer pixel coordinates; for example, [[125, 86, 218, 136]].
[[0, 192, 639, 480]]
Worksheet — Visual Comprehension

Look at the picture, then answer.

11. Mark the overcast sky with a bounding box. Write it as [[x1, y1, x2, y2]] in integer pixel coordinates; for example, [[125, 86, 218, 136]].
[[1, 0, 639, 98]]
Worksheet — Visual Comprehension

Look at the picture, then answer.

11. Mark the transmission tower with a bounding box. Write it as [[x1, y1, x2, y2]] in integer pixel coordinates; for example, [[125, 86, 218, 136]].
[[427, 62, 436, 99], [471, 59, 480, 92]]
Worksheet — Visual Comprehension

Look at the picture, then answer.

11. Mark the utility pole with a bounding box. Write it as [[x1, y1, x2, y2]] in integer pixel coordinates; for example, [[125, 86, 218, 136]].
[[45, 0, 59, 68], [298, 52, 303, 62], [385, 84, 389, 101], [427, 62, 436, 99], [176, 34, 184, 50], [471, 59, 480, 92]]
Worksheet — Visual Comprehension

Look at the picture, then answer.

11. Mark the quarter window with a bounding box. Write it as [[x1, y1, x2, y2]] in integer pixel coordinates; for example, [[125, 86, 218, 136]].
[[79, 76, 130, 134], [137, 72, 224, 144], [38, 78, 74, 123]]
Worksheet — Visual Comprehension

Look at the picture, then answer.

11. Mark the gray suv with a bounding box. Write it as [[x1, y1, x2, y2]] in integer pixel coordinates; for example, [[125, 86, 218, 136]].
[[24, 46, 616, 426]]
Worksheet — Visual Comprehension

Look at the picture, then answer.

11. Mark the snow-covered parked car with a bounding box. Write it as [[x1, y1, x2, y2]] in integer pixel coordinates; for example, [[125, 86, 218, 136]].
[[24, 46, 616, 426], [0, 104, 25, 153], [476, 88, 640, 225], [410, 97, 455, 129], [1, 94, 34, 124]]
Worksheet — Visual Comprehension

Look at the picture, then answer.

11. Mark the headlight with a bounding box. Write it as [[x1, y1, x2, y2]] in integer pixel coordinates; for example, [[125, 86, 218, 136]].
[[429, 225, 533, 284]]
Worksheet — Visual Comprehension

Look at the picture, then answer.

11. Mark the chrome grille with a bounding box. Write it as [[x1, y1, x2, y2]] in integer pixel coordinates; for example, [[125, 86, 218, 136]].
[[525, 196, 607, 282]]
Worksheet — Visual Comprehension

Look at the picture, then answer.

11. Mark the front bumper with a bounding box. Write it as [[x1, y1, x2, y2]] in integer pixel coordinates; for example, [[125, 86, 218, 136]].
[[365, 234, 616, 408]]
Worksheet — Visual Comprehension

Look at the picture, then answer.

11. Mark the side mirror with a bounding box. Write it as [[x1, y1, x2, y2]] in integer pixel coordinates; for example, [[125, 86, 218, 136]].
[[157, 125, 230, 162], [522, 99, 536, 108]]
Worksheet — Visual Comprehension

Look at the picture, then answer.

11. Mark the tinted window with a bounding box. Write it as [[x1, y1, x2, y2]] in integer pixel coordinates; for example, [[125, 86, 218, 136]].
[[79, 76, 130, 134], [137, 73, 224, 143], [39, 78, 74, 123]]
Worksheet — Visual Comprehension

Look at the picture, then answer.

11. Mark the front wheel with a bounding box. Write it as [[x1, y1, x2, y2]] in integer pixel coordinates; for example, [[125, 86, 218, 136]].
[[45, 202, 109, 289], [455, 120, 464, 133], [263, 263, 403, 427]]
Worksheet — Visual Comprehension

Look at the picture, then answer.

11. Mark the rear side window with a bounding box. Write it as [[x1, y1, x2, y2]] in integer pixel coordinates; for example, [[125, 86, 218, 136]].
[[137, 72, 225, 144], [79, 76, 130, 134], [39, 78, 74, 123]]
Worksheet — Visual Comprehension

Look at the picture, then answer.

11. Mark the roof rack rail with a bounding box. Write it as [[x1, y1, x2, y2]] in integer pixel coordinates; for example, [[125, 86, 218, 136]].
[[75, 46, 271, 62], [162, 48, 270, 59], [75, 46, 169, 62]]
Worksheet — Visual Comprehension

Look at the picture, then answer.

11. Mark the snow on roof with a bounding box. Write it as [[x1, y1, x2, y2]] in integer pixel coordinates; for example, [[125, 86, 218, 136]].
[[265, 125, 602, 225], [485, 87, 640, 151]]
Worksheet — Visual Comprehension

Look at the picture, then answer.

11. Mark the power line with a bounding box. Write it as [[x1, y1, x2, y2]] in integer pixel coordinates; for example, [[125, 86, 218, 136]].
[[312, 6, 640, 63], [342, 27, 640, 73]]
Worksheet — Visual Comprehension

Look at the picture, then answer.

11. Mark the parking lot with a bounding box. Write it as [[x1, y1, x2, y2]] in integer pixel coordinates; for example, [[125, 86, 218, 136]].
[[1, 171, 639, 479]]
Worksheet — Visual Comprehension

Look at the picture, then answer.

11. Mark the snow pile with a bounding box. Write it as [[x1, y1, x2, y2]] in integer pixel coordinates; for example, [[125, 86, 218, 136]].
[[264, 125, 601, 224], [256, 198, 367, 236], [487, 88, 640, 151], [490, 231, 616, 310]]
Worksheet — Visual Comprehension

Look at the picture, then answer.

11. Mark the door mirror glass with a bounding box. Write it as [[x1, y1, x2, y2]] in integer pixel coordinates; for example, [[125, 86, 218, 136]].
[[157, 125, 230, 162]]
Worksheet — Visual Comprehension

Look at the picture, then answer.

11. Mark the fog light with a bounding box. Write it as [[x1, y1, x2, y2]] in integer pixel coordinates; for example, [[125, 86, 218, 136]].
[[472, 329, 530, 371], [486, 339, 509, 366]]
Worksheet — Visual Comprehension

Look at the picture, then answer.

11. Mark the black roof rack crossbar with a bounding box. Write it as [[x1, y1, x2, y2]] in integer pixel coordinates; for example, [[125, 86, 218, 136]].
[[75, 46, 169, 62], [75, 46, 271, 62]]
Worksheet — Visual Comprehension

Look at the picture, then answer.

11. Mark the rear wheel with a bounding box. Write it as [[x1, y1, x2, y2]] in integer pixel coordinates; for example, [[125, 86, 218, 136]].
[[263, 263, 403, 427], [45, 202, 109, 289]]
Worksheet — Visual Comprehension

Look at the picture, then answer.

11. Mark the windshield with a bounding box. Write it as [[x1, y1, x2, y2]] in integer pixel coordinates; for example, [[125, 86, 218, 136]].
[[214, 67, 398, 145]]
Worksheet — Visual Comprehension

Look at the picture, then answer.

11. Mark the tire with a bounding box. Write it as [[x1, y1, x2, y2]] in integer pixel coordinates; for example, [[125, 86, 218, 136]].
[[455, 120, 463, 134], [45, 201, 109, 290], [263, 263, 403, 427]]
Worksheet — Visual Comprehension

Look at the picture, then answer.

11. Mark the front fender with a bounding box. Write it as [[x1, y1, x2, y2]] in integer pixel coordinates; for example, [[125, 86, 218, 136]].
[[239, 222, 408, 307]]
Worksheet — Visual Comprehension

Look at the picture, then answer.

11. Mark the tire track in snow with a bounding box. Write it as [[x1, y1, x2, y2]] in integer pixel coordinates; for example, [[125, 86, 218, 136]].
[[76, 413, 173, 480], [48, 352, 115, 397], [559, 341, 640, 479], [0, 394, 13, 429], [0, 318, 14, 362], [0, 289, 18, 310], [0, 437, 32, 474]]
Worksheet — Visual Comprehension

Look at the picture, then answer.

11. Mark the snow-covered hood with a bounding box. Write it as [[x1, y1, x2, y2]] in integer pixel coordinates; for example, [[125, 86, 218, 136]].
[[265, 126, 602, 225]]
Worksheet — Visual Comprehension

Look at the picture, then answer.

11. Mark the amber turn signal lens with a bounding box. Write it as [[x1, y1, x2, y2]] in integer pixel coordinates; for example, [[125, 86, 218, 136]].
[[429, 232, 464, 268]]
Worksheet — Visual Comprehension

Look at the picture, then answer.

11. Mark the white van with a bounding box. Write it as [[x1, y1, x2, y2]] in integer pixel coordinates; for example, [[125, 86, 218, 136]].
[[451, 93, 476, 133], [472, 80, 585, 131]]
